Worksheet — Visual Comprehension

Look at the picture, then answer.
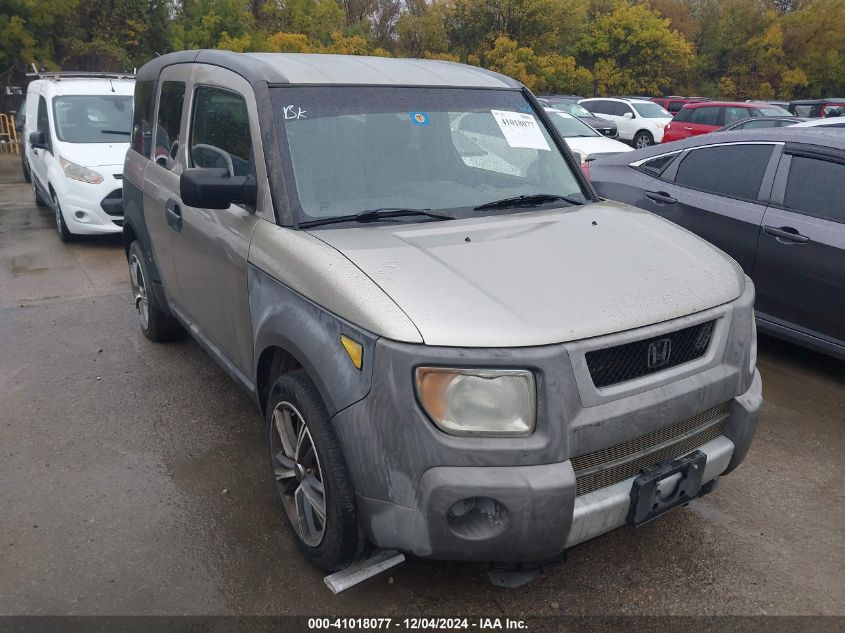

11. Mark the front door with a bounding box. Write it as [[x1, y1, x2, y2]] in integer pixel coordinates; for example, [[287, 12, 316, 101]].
[[170, 65, 265, 379], [30, 95, 52, 196], [753, 149, 845, 346], [143, 65, 191, 305]]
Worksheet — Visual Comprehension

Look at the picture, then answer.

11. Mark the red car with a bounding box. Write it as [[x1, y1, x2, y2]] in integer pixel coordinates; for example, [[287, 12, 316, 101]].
[[662, 101, 791, 143], [650, 96, 709, 115]]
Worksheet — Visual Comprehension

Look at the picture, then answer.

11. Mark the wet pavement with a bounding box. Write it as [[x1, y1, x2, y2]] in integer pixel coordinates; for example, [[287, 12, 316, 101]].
[[1, 156, 843, 616]]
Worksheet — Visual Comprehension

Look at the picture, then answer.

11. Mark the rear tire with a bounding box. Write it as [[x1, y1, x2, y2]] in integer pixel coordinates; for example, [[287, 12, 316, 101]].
[[51, 191, 73, 243], [128, 241, 183, 342], [634, 131, 654, 149], [266, 370, 359, 572]]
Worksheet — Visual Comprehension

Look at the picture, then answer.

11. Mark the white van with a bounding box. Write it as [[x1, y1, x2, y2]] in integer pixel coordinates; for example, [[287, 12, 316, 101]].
[[24, 72, 134, 241]]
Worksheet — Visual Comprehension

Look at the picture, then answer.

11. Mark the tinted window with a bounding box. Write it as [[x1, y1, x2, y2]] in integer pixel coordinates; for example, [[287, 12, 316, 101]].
[[675, 144, 773, 199], [613, 102, 633, 116], [792, 105, 813, 117], [191, 86, 254, 179], [758, 106, 790, 116], [154, 82, 185, 171], [673, 107, 692, 123], [588, 101, 614, 115], [131, 80, 155, 157], [738, 119, 781, 130], [690, 106, 720, 126], [37, 96, 49, 137], [668, 101, 684, 113], [783, 156, 845, 222], [724, 107, 751, 124], [640, 153, 678, 176]]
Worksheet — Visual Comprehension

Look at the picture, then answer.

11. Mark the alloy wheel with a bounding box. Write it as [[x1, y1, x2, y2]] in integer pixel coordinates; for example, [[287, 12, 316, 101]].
[[129, 254, 150, 330], [270, 401, 327, 547]]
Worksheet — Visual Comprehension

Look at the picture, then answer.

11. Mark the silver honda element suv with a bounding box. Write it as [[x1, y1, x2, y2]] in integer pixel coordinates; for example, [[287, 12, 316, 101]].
[[123, 51, 762, 573]]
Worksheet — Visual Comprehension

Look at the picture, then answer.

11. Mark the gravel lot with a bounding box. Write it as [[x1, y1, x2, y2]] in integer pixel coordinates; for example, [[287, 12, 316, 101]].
[[1, 154, 843, 617]]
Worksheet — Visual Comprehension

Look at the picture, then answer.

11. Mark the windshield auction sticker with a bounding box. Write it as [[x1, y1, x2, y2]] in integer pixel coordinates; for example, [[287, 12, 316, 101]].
[[490, 110, 550, 151]]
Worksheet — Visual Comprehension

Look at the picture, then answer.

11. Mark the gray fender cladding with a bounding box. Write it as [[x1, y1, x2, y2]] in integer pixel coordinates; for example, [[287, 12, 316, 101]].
[[247, 264, 376, 416]]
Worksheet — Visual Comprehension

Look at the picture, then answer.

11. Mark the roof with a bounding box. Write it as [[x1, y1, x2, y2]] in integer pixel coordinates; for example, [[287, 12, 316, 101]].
[[136, 50, 521, 89], [682, 100, 770, 108], [592, 127, 845, 165]]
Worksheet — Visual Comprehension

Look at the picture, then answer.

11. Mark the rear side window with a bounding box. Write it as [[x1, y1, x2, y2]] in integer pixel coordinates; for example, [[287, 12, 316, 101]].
[[668, 101, 684, 113], [131, 80, 155, 158], [674, 144, 773, 200], [190, 86, 254, 179], [154, 82, 185, 171], [639, 153, 678, 176], [740, 119, 782, 130], [783, 155, 845, 222], [690, 107, 720, 126], [792, 105, 812, 117]]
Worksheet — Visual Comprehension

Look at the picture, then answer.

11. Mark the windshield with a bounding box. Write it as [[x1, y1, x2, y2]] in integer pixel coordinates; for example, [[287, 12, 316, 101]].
[[52, 95, 133, 143], [272, 87, 586, 225], [549, 100, 593, 118], [632, 102, 671, 118], [547, 111, 600, 137]]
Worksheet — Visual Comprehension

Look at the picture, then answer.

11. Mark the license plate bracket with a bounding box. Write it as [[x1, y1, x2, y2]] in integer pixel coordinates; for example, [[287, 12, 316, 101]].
[[627, 450, 706, 526]]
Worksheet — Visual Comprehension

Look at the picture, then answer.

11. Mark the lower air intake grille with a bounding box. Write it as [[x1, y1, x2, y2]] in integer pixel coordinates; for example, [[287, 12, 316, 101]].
[[585, 320, 715, 389], [572, 402, 729, 496]]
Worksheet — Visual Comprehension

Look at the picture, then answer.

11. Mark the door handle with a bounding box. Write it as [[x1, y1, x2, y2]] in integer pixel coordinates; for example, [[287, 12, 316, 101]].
[[683, 126, 694, 131], [165, 199, 182, 232], [645, 191, 677, 205], [763, 225, 808, 244]]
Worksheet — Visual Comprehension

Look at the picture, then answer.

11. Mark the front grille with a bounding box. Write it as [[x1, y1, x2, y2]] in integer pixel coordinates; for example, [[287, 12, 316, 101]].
[[572, 402, 729, 496], [112, 219, 124, 227], [113, 174, 123, 180], [101, 188, 123, 216], [585, 320, 715, 389]]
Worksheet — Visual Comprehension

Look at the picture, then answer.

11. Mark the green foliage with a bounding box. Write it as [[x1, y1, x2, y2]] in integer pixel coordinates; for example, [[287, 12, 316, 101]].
[[2, 0, 843, 100]]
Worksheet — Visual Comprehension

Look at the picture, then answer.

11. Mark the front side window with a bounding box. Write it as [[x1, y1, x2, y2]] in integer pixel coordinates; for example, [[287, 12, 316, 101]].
[[37, 96, 49, 137], [674, 144, 773, 200], [633, 102, 671, 118], [783, 155, 845, 223], [613, 103, 633, 117], [548, 112, 600, 137], [154, 81, 185, 170], [132, 80, 155, 158], [792, 105, 812, 117], [273, 86, 586, 224], [673, 107, 692, 123], [690, 107, 720, 126], [52, 95, 132, 143], [190, 86, 254, 179], [724, 107, 751, 124]]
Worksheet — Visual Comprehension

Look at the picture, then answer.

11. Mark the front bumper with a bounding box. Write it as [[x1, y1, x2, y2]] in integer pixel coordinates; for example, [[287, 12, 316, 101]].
[[55, 165, 124, 234], [334, 284, 760, 562]]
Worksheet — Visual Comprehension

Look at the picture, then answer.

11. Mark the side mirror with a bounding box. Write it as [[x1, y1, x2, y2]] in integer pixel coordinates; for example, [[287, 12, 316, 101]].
[[29, 131, 49, 150], [623, 112, 634, 119], [180, 168, 257, 210]]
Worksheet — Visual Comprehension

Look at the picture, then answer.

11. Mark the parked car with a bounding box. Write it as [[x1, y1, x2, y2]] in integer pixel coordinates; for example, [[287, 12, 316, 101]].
[[579, 97, 672, 147], [651, 96, 709, 114], [587, 128, 844, 360], [787, 98, 845, 118], [538, 96, 618, 138], [543, 108, 632, 168], [125, 51, 761, 573], [24, 72, 134, 241], [791, 117, 845, 129], [715, 115, 806, 132], [662, 101, 791, 143]]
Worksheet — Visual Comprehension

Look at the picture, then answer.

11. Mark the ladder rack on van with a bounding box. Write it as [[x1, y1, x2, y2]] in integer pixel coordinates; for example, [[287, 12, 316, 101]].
[[26, 67, 134, 81]]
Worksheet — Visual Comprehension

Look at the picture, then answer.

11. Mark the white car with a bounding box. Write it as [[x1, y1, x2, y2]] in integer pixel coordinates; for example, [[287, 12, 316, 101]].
[[544, 109, 633, 163], [24, 72, 134, 241], [578, 97, 673, 148], [790, 117, 845, 129]]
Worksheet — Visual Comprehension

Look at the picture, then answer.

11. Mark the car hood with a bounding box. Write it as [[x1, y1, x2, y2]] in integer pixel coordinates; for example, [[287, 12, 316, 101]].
[[565, 136, 633, 157], [309, 201, 744, 347], [55, 140, 129, 168], [584, 116, 615, 130]]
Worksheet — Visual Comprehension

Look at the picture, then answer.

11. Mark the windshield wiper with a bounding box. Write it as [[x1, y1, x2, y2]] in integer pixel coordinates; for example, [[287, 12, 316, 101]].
[[473, 193, 583, 212], [299, 207, 454, 229], [101, 129, 130, 135]]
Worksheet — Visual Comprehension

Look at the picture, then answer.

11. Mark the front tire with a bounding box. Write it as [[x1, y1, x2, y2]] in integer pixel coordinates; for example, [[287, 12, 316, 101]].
[[51, 191, 73, 242], [32, 180, 46, 207], [266, 370, 359, 572], [634, 131, 654, 149], [21, 154, 31, 183], [127, 241, 183, 342]]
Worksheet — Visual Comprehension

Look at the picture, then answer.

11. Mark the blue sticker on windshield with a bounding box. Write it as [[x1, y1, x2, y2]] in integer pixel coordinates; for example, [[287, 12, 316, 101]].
[[409, 112, 429, 126]]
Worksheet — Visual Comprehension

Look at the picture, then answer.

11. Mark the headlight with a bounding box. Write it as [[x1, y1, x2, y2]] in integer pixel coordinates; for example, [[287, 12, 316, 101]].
[[415, 367, 536, 436], [60, 157, 103, 184], [749, 317, 758, 375]]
